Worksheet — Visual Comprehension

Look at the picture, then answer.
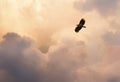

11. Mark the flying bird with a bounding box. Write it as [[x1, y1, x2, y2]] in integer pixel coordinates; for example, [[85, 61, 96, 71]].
[[75, 18, 86, 33]]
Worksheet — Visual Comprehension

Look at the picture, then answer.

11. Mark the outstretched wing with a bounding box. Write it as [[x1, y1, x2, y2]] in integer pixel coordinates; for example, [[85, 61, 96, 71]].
[[79, 18, 85, 25], [75, 25, 83, 32]]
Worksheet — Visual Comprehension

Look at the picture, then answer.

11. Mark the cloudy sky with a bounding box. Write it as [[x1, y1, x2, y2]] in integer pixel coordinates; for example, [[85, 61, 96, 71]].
[[0, 0, 120, 82]]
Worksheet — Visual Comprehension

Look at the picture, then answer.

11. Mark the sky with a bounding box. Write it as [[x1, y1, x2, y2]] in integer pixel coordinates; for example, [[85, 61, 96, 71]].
[[0, 0, 120, 82]]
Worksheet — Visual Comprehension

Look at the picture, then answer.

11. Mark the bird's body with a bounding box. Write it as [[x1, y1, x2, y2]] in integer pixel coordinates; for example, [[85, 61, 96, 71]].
[[75, 18, 86, 33]]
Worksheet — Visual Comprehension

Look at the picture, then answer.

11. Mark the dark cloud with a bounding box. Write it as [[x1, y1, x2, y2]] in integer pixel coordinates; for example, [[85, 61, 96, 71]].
[[103, 31, 120, 45], [74, 0, 120, 16], [0, 32, 92, 82], [0, 32, 120, 82], [0, 33, 44, 82], [107, 77, 120, 82]]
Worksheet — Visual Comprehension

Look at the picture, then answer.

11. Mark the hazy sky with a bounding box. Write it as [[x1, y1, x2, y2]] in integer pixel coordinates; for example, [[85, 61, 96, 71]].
[[0, 0, 120, 82]]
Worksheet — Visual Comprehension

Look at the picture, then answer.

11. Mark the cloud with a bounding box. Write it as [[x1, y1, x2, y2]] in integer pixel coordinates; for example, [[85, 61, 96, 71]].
[[0, 33, 45, 82], [0, 0, 120, 82], [103, 31, 120, 45], [0, 32, 111, 82], [45, 33, 87, 82], [74, 0, 120, 16], [1, 0, 120, 81], [100, 45, 120, 82], [0, 0, 80, 53], [0, 32, 120, 82], [0, 32, 91, 82]]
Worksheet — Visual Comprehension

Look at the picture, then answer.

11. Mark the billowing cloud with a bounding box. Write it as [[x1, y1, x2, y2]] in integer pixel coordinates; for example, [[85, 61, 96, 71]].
[[0, 32, 92, 82], [0, 0, 120, 82], [0, 33, 45, 82], [0, 32, 105, 82], [0, 32, 120, 82], [0, 31, 120, 82]]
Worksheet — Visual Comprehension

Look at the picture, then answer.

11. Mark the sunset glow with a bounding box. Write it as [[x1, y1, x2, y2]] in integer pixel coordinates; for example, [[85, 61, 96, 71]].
[[0, 0, 120, 82]]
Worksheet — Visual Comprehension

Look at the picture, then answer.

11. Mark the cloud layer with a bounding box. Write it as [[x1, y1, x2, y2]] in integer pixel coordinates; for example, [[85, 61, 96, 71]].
[[0, 32, 87, 82]]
